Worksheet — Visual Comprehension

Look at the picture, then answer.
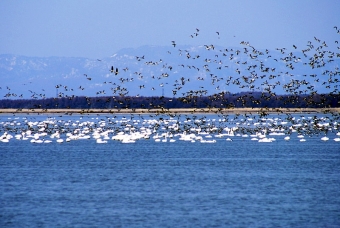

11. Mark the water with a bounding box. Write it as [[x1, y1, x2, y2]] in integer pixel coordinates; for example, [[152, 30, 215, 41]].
[[1, 114, 340, 227]]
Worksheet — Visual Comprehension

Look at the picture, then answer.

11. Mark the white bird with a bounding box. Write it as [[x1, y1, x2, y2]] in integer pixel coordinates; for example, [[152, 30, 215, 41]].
[[96, 138, 108, 144], [321, 136, 329, 141]]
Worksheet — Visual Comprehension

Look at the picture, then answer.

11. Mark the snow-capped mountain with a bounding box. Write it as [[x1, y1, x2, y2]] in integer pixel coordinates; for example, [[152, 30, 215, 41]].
[[0, 44, 339, 99]]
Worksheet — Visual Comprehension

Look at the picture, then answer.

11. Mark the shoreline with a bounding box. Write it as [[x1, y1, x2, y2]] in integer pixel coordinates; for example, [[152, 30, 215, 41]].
[[0, 108, 339, 114]]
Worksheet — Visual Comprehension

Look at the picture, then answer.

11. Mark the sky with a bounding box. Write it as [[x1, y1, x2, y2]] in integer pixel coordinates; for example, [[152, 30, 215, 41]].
[[0, 0, 339, 58]]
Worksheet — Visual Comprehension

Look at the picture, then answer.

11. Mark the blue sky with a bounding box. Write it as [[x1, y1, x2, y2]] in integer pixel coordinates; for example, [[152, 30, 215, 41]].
[[0, 0, 339, 58]]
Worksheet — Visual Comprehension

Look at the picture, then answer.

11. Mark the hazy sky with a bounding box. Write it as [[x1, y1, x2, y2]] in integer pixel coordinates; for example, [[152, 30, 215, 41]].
[[1, 0, 339, 58]]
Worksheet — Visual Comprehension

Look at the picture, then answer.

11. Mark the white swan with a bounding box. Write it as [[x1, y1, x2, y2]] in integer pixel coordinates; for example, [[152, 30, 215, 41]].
[[96, 138, 108, 144], [201, 139, 216, 143], [258, 138, 273, 143], [321, 136, 329, 141]]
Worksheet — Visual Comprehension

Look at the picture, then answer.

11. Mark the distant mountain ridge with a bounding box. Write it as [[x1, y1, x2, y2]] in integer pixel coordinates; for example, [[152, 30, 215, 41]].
[[0, 44, 339, 99]]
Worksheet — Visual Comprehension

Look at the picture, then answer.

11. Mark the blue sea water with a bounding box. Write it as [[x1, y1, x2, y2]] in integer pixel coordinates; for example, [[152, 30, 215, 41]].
[[1, 114, 340, 227]]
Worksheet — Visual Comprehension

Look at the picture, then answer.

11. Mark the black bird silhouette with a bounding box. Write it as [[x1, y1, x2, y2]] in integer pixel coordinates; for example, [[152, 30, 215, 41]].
[[171, 41, 176, 47]]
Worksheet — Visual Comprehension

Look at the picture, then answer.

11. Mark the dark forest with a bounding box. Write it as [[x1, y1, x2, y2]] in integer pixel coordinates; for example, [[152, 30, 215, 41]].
[[0, 92, 338, 110]]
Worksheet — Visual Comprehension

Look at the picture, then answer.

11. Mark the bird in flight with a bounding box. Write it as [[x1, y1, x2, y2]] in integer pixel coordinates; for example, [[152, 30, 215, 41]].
[[171, 41, 176, 47], [111, 66, 119, 75]]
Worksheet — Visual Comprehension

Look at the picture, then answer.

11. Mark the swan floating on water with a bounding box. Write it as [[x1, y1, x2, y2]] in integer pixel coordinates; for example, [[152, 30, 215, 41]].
[[258, 138, 275, 143], [200, 139, 216, 143], [0, 114, 338, 145]]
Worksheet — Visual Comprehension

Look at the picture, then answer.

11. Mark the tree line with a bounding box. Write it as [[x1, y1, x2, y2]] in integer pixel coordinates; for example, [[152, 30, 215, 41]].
[[0, 92, 339, 110]]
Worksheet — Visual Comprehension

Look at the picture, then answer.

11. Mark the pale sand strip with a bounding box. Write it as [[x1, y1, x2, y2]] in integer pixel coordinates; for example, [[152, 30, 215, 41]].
[[0, 108, 339, 114]]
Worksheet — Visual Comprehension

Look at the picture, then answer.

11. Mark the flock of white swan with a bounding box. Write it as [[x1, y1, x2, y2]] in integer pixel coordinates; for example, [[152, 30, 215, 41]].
[[0, 114, 339, 144]]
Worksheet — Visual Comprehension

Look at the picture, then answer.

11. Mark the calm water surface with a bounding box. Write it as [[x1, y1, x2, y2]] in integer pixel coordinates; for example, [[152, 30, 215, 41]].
[[1, 115, 340, 227]]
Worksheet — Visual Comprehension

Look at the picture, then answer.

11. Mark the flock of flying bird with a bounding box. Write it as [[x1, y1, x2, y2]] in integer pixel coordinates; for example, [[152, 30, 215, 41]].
[[2, 27, 339, 103], [93, 28, 337, 99], [0, 27, 340, 143]]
